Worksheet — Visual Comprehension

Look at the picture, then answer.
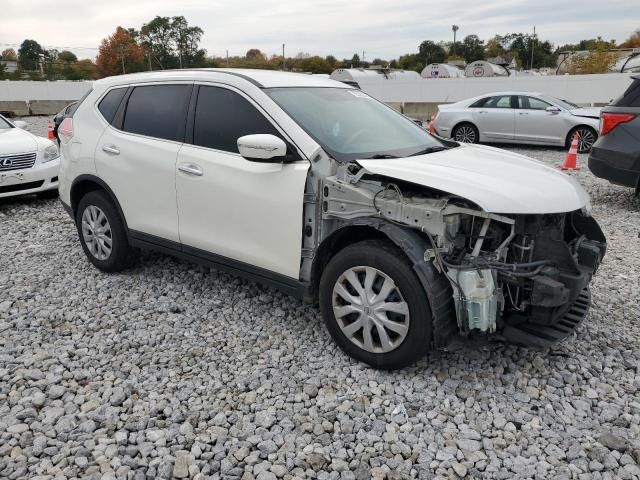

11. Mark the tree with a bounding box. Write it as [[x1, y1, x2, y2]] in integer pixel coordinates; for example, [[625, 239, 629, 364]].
[[96, 27, 145, 78], [300, 56, 332, 74], [418, 40, 446, 65], [459, 35, 485, 63], [246, 49, 264, 59], [397, 53, 423, 72], [1, 48, 17, 60], [325, 55, 338, 69], [619, 30, 640, 49], [18, 39, 44, 71], [170, 16, 205, 68], [567, 40, 617, 74], [140, 16, 176, 69], [58, 50, 77, 63], [350, 53, 361, 68], [485, 36, 507, 58], [502, 33, 555, 68]]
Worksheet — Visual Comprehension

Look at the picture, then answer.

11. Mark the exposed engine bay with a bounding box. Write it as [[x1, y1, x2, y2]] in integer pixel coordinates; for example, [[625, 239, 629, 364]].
[[317, 162, 607, 344]]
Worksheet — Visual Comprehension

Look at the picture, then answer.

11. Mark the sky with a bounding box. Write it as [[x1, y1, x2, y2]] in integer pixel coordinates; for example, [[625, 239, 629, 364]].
[[1, 0, 638, 61]]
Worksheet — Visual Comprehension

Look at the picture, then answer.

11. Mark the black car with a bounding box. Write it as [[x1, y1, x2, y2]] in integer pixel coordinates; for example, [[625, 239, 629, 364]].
[[52, 102, 78, 143], [588, 74, 640, 193]]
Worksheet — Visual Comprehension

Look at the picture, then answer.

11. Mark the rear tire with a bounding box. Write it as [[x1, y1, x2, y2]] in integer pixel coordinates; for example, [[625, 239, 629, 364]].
[[76, 190, 137, 272], [319, 240, 433, 370], [567, 126, 597, 154], [453, 123, 479, 144]]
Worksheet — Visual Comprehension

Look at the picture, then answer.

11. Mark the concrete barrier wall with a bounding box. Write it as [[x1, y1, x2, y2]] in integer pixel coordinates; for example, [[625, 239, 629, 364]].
[[0, 101, 30, 116], [357, 73, 635, 106], [0, 80, 93, 102]]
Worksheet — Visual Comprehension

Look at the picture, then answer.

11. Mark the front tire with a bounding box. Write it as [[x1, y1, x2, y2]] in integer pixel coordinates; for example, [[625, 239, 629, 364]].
[[76, 190, 136, 272], [319, 240, 433, 369], [453, 123, 479, 144]]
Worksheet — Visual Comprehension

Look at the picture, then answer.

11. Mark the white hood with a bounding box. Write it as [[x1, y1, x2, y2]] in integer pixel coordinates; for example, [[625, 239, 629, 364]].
[[357, 144, 590, 214], [570, 107, 601, 118], [0, 127, 38, 155]]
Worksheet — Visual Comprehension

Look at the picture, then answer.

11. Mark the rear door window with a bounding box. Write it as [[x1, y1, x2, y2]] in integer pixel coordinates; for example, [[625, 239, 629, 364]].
[[192, 86, 280, 153], [122, 84, 192, 141], [484, 96, 513, 108], [519, 96, 552, 110], [613, 79, 640, 107], [98, 88, 127, 124]]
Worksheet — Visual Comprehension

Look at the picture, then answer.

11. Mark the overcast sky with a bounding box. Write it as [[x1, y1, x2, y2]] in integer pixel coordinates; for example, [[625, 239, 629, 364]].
[[2, 0, 638, 60]]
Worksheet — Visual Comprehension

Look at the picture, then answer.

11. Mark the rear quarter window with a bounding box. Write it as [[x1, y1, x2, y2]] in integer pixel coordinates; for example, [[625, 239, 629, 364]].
[[98, 88, 127, 124]]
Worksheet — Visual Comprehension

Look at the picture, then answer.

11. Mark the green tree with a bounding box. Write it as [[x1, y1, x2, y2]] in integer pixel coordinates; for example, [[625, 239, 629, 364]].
[[418, 40, 446, 65], [300, 56, 332, 73], [246, 49, 264, 59], [350, 53, 361, 68], [18, 39, 44, 71], [140, 16, 176, 69], [459, 35, 485, 63], [58, 50, 78, 63]]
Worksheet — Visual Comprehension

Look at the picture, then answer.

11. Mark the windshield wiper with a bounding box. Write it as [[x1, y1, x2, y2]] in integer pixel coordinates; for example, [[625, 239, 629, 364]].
[[409, 146, 448, 156], [365, 154, 399, 159]]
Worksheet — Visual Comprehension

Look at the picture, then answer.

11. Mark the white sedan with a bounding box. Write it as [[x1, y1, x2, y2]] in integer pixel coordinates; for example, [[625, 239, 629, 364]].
[[431, 92, 601, 153], [0, 115, 60, 199]]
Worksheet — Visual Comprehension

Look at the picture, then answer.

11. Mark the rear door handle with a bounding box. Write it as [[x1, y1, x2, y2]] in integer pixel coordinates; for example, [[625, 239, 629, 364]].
[[478, 110, 488, 114], [102, 145, 120, 155], [519, 112, 529, 115], [178, 163, 203, 176]]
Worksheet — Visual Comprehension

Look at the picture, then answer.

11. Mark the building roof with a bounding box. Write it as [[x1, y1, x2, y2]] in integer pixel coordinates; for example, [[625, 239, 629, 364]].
[[95, 68, 350, 89]]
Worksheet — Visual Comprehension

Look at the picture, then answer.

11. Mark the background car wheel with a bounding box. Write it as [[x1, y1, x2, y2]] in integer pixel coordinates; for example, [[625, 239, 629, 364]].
[[76, 190, 137, 272], [319, 240, 433, 370], [568, 126, 597, 153], [453, 123, 479, 144]]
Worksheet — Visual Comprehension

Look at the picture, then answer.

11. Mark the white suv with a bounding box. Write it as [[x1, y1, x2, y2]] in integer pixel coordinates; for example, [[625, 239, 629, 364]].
[[59, 69, 606, 369]]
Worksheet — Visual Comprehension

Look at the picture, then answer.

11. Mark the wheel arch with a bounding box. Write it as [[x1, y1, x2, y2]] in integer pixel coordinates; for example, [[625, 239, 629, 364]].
[[310, 219, 456, 348], [70, 175, 128, 231], [451, 120, 479, 141]]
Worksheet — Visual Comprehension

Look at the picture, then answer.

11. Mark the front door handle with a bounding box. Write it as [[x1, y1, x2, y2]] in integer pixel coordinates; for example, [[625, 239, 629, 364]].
[[178, 163, 203, 176], [478, 110, 488, 114], [102, 145, 120, 155], [519, 112, 529, 115]]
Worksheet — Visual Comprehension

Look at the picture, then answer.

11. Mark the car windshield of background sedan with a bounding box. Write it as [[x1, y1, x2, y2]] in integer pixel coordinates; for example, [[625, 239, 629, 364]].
[[0, 116, 13, 129], [267, 87, 449, 162]]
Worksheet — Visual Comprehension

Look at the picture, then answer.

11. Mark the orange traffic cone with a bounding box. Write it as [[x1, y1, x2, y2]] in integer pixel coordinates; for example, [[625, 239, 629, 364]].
[[561, 132, 580, 170], [428, 112, 436, 134], [47, 119, 55, 140]]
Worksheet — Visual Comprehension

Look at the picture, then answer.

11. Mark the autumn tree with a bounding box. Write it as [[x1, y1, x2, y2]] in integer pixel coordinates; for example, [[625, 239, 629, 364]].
[[619, 30, 640, 49], [1, 48, 17, 60], [567, 40, 617, 74], [96, 27, 145, 78]]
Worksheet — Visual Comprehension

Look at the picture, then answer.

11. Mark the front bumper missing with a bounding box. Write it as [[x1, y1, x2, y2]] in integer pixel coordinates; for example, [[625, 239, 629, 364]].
[[502, 287, 591, 349]]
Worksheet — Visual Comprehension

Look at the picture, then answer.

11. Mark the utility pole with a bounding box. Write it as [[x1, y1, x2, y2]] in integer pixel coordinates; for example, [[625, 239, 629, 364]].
[[452, 25, 459, 57], [226, 50, 229, 66], [530, 25, 536, 70], [362, 50, 365, 65], [119, 45, 126, 74], [282, 43, 285, 70]]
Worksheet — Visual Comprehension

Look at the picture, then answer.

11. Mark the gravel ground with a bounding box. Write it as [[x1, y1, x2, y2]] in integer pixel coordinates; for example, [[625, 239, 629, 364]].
[[1, 117, 640, 480]]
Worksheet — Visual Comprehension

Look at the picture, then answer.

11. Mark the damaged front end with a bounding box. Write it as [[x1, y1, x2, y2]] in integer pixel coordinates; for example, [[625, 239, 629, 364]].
[[320, 163, 606, 348]]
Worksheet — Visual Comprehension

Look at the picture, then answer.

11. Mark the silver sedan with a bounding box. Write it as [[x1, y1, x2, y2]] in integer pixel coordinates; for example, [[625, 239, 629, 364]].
[[431, 92, 600, 153]]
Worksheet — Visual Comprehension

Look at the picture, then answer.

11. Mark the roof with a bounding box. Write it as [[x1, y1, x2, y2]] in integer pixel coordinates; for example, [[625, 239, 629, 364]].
[[94, 68, 351, 89]]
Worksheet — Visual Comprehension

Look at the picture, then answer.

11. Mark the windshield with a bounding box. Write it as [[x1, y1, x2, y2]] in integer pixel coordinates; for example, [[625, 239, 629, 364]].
[[266, 87, 448, 162], [0, 116, 12, 129], [548, 97, 579, 110]]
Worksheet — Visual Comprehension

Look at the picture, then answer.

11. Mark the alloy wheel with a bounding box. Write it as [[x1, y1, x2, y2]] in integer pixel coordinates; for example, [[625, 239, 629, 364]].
[[81, 205, 113, 261], [575, 128, 596, 152], [332, 266, 410, 353], [454, 125, 476, 143]]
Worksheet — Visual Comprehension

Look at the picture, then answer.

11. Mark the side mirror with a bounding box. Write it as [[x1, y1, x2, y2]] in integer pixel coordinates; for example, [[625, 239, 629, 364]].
[[237, 134, 288, 162], [546, 106, 561, 114], [13, 120, 28, 129]]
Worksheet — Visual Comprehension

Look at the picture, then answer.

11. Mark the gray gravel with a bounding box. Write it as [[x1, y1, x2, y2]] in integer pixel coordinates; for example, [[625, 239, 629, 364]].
[[1, 118, 640, 479]]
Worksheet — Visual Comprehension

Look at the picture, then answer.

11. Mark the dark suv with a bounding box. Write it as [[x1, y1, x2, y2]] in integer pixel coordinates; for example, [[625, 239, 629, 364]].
[[589, 74, 640, 193]]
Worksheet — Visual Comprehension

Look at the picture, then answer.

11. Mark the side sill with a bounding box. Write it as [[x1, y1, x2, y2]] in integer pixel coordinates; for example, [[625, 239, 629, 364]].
[[128, 230, 308, 300]]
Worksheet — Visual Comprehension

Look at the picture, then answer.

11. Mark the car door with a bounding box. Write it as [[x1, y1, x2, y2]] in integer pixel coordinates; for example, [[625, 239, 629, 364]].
[[94, 83, 193, 243], [471, 95, 516, 140], [175, 84, 309, 279], [514, 96, 565, 144]]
